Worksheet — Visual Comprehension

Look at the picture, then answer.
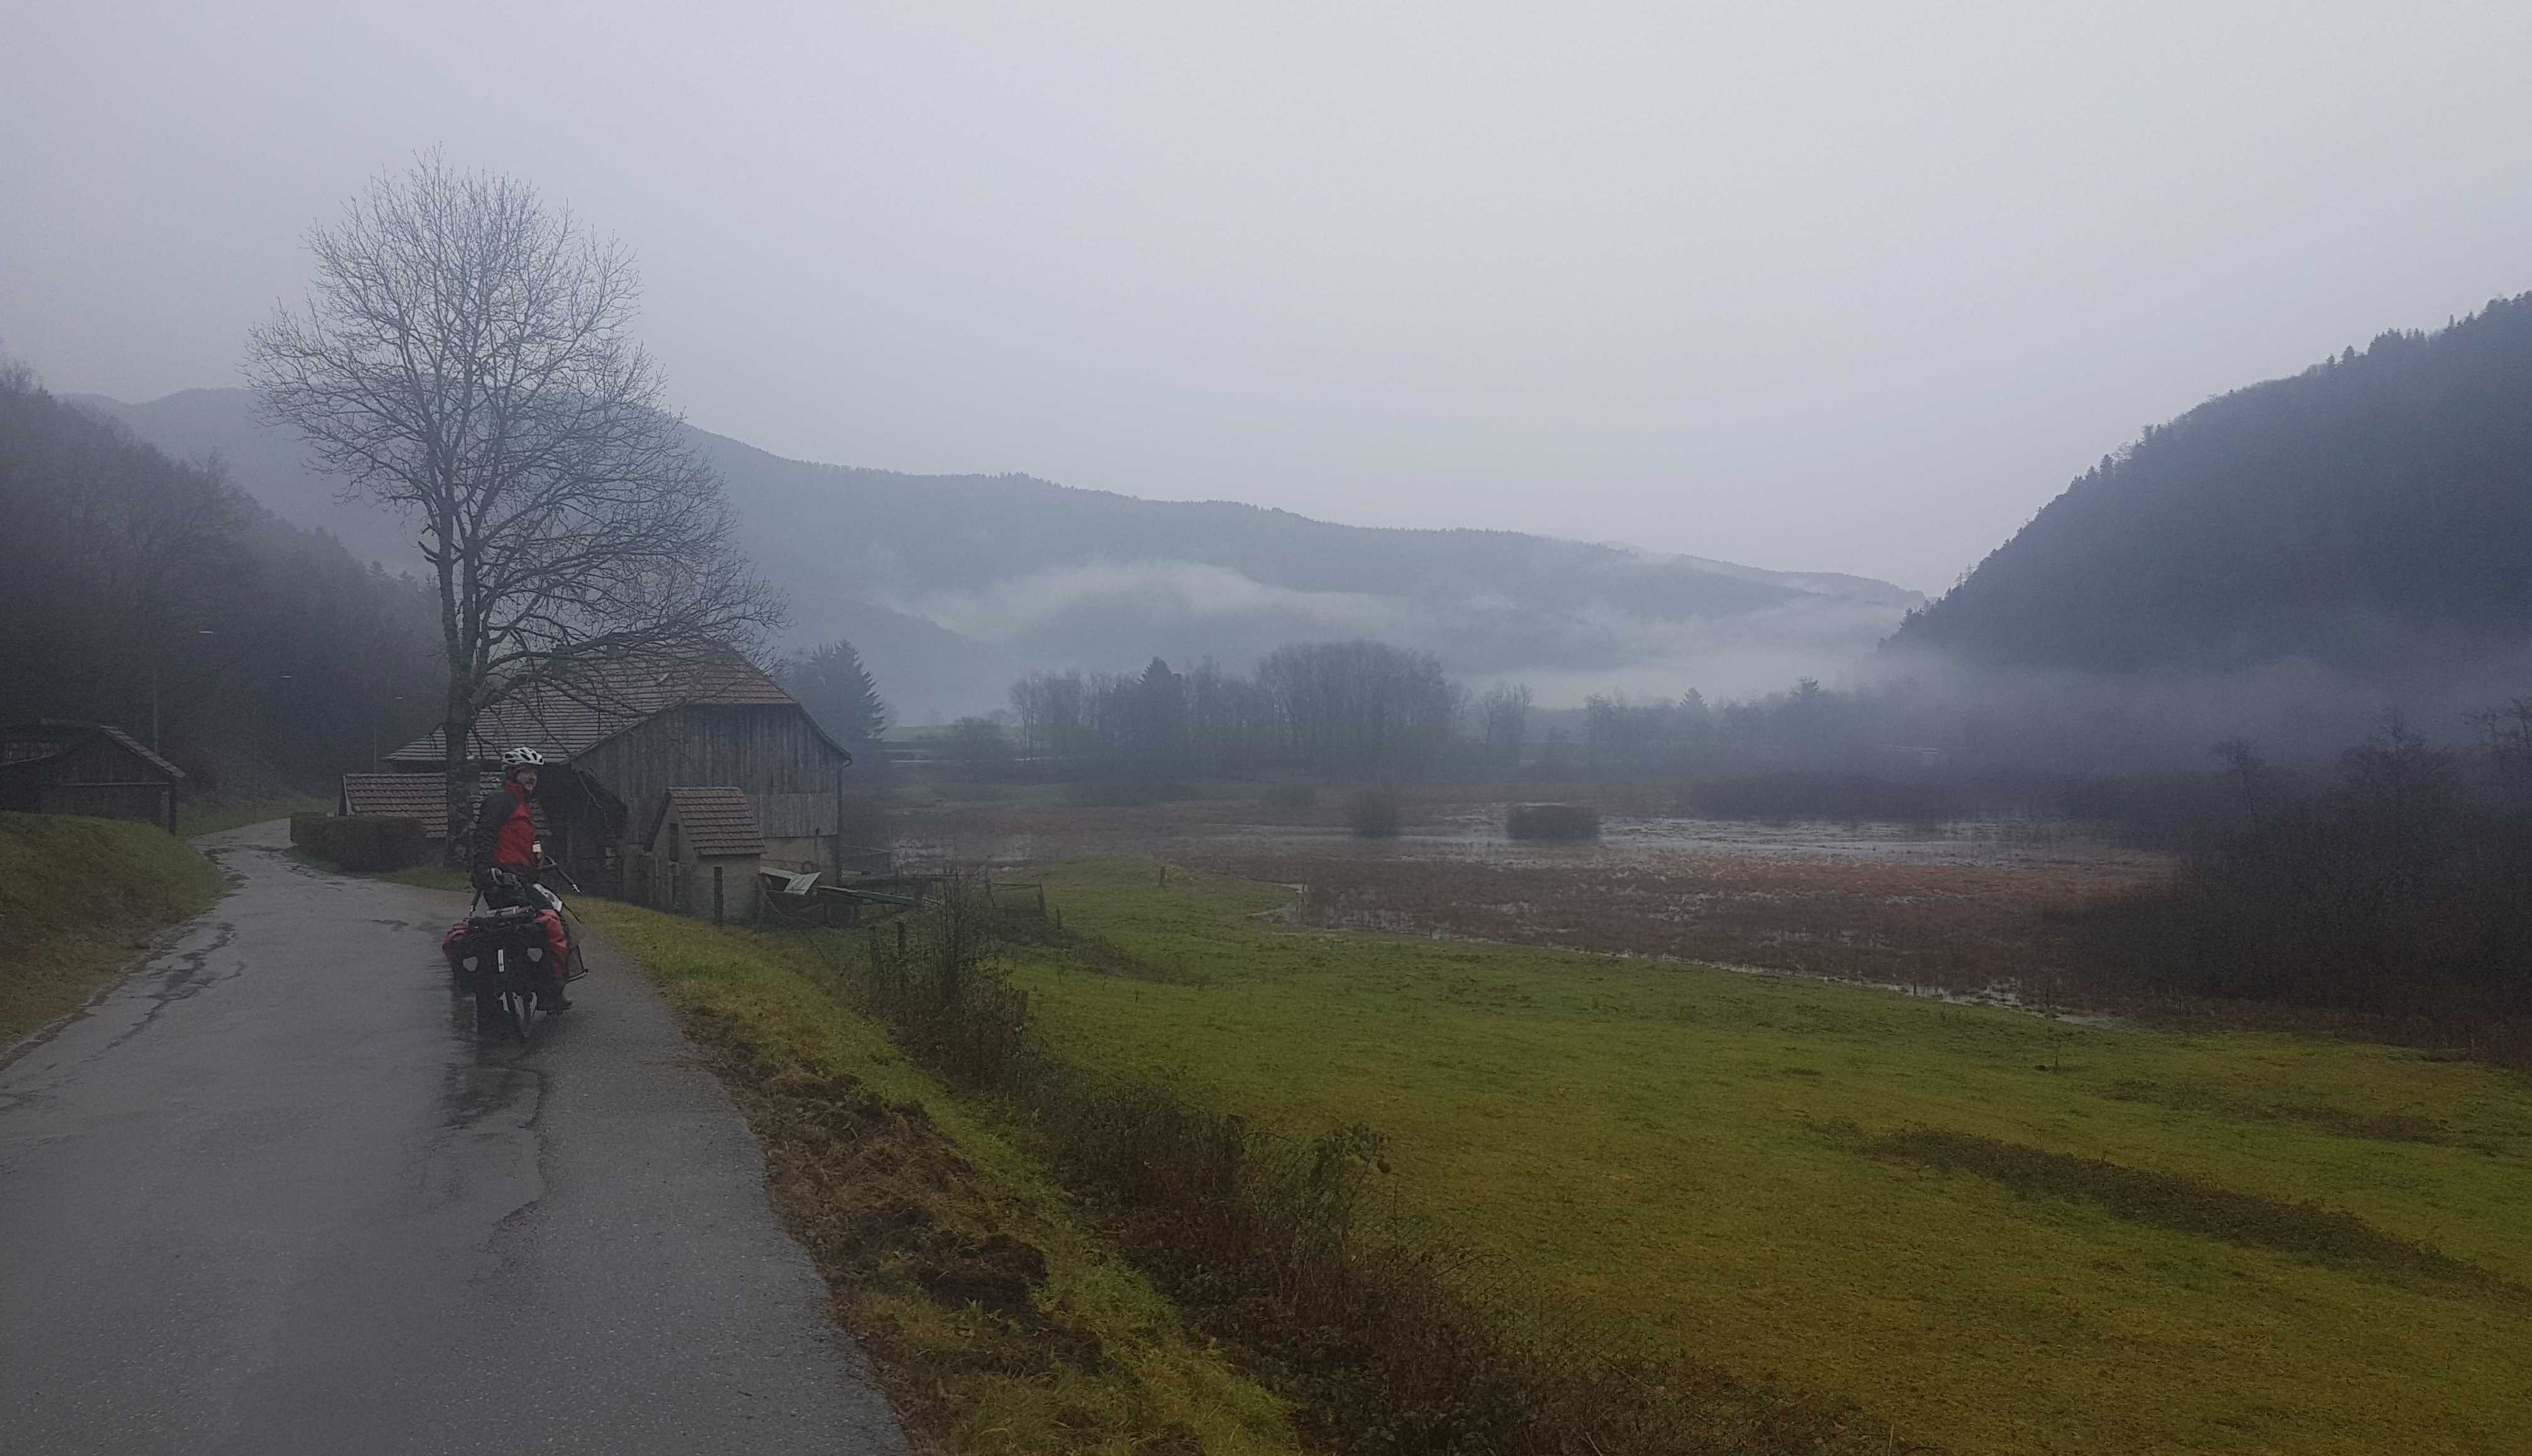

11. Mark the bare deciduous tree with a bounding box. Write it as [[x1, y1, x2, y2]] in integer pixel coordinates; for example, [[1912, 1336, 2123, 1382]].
[[247, 156, 783, 855], [2210, 737, 2266, 824], [1476, 682, 1531, 767]]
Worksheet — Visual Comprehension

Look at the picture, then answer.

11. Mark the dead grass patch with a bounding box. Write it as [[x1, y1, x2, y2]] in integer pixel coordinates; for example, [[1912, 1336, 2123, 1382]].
[[1197, 851, 2156, 1000]]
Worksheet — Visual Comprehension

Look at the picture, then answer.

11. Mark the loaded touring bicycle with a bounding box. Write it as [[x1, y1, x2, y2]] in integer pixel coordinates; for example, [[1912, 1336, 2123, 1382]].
[[443, 846, 588, 1042]]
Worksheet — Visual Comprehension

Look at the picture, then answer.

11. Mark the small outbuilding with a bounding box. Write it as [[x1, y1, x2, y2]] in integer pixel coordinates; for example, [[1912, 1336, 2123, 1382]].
[[338, 771, 547, 845], [0, 721, 185, 833], [638, 787, 766, 923]]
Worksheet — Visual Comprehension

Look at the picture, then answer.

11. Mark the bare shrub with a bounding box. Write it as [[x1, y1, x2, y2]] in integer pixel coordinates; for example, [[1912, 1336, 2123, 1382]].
[[844, 872, 1028, 1086], [1351, 790, 1403, 838], [2061, 715, 2532, 1036]]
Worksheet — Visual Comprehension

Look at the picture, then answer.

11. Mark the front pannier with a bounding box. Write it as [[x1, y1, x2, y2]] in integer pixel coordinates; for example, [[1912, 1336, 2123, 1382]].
[[440, 906, 568, 988]]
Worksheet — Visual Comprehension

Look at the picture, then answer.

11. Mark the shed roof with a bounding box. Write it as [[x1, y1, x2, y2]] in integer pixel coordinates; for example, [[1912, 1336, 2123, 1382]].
[[340, 771, 546, 839], [648, 787, 766, 859], [382, 650, 845, 767], [0, 721, 185, 780]]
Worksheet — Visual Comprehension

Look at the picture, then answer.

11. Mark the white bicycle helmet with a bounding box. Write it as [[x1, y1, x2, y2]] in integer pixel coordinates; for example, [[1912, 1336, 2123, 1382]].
[[502, 746, 547, 770]]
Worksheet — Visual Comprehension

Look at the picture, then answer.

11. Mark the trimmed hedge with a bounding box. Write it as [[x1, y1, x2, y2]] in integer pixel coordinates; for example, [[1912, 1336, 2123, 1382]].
[[290, 812, 429, 871], [1505, 802, 1600, 841]]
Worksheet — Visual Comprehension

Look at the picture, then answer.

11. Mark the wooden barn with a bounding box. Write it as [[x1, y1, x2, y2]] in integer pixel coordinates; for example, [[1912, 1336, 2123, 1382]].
[[0, 721, 185, 834], [366, 652, 854, 890]]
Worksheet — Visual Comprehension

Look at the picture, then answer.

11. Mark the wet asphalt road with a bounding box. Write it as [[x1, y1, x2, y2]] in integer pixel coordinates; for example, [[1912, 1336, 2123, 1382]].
[[0, 821, 905, 1455]]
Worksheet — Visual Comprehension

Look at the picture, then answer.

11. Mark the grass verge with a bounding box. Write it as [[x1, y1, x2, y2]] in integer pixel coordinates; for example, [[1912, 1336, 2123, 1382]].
[[0, 811, 225, 1042], [576, 899, 1302, 1456]]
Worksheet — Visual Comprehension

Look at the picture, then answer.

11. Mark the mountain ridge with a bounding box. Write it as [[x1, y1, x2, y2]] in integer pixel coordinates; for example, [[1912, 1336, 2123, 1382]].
[[1887, 293, 2532, 676], [68, 386, 1920, 718]]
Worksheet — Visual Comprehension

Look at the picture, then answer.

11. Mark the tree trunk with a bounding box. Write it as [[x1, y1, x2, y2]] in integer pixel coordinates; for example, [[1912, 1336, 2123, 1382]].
[[442, 687, 476, 868]]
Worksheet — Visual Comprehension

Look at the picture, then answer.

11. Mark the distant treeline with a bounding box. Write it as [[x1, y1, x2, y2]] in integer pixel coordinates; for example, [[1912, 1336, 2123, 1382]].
[[1002, 641, 1463, 784], [0, 367, 441, 789], [967, 661, 1996, 793]]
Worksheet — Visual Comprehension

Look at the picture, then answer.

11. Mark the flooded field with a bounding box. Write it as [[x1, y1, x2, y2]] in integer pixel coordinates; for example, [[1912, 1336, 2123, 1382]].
[[894, 785, 2155, 870], [892, 788, 2167, 1003]]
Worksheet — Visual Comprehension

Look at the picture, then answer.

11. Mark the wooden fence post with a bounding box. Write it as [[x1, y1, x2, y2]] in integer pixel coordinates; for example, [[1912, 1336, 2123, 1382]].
[[713, 865, 725, 927]]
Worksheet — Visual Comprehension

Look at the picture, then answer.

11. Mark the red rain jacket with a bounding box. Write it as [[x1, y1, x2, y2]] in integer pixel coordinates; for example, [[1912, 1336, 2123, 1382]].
[[472, 780, 539, 875]]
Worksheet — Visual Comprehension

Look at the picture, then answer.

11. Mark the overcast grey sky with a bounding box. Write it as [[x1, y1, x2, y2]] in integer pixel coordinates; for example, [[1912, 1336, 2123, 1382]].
[[6, 3, 2529, 591]]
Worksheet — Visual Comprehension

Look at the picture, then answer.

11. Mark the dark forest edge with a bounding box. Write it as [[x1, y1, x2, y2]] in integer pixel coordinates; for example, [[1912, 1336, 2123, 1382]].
[[0, 366, 445, 788]]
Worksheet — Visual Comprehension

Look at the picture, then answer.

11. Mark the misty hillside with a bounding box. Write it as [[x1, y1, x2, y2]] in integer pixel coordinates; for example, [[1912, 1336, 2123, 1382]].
[[72, 387, 1918, 718], [1891, 294, 2532, 674]]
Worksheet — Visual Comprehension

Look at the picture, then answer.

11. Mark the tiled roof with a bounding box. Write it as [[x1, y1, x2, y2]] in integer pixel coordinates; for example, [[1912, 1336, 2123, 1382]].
[[650, 786, 766, 859], [384, 649, 803, 766], [97, 725, 187, 780], [0, 720, 185, 780], [340, 771, 548, 839]]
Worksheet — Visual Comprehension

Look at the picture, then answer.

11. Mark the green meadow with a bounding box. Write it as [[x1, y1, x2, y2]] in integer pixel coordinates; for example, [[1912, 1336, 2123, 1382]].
[[1001, 859, 2532, 1456]]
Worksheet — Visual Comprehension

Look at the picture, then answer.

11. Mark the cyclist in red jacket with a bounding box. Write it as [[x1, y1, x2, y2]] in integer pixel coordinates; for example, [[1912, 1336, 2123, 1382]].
[[466, 747, 573, 1009]]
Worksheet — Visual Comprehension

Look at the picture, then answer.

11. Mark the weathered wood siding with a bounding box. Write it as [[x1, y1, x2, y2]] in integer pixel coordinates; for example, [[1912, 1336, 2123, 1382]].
[[572, 703, 849, 842], [8, 737, 178, 833]]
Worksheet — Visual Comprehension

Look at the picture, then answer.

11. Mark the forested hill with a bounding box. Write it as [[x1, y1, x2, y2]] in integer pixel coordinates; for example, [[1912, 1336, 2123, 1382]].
[[1, 370, 441, 784], [1890, 294, 2532, 673], [72, 387, 1920, 718]]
